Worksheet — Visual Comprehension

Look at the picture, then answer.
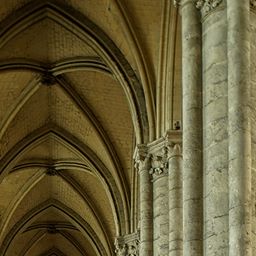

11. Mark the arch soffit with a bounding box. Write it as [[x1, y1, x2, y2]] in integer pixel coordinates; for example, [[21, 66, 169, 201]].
[[0, 70, 128, 203], [0, 67, 131, 233], [0, 126, 128, 236], [0, 0, 151, 143], [18, 229, 89, 256], [0, 165, 114, 251], [40, 247, 67, 256], [0, 199, 108, 256]]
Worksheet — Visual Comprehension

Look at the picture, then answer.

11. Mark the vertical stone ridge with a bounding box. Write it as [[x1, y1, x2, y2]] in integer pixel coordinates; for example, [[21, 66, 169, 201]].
[[202, 2, 229, 254], [135, 131, 182, 256], [166, 131, 183, 256], [134, 145, 153, 256], [227, 1, 252, 255], [181, 0, 203, 255], [147, 138, 169, 256]]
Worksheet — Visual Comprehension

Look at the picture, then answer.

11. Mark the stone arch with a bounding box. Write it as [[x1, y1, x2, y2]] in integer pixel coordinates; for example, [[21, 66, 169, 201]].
[[0, 125, 129, 236], [0, 199, 107, 256], [0, 0, 151, 143]]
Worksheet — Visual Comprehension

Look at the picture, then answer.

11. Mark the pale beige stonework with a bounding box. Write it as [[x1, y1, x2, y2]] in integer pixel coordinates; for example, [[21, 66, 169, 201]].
[[1, 0, 256, 255]]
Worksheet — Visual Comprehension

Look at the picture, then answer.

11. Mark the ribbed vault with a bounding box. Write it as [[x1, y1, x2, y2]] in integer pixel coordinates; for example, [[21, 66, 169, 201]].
[[0, 0, 154, 255]]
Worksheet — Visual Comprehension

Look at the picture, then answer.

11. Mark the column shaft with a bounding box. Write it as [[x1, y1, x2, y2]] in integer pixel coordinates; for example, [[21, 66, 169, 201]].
[[168, 144, 182, 255], [227, 1, 251, 255], [153, 174, 169, 256], [181, 1, 203, 255], [250, 8, 256, 254], [139, 158, 153, 256], [202, 6, 229, 255]]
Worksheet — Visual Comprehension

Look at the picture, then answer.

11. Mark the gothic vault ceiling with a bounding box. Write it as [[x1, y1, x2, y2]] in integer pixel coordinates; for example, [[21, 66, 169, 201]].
[[0, 0, 181, 255]]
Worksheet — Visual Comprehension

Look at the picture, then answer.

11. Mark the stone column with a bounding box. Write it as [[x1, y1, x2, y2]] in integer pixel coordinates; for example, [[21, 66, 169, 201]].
[[227, 1, 252, 255], [149, 145, 169, 256], [151, 152, 169, 256], [167, 138, 182, 255], [135, 145, 153, 256], [180, 0, 203, 255], [250, 4, 256, 254], [197, 1, 229, 255]]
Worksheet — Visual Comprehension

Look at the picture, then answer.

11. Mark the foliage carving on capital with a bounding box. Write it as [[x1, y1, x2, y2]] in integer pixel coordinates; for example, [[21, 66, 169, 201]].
[[135, 154, 152, 173], [149, 147, 168, 179], [115, 233, 139, 256], [167, 143, 182, 160], [115, 243, 127, 256], [134, 145, 151, 173], [196, 0, 223, 16], [127, 241, 139, 256]]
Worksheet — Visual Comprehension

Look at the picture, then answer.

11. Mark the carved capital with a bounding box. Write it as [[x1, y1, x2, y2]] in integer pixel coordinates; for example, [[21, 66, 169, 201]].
[[115, 243, 127, 256], [167, 143, 182, 160], [115, 232, 139, 256], [196, 0, 223, 16], [135, 155, 152, 174], [149, 147, 168, 180], [134, 145, 151, 173]]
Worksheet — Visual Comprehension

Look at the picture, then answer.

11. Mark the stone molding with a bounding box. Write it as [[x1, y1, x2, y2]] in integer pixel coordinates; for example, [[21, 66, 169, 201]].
[[115, 232, 139, 256], [47, 224, 58, 234]]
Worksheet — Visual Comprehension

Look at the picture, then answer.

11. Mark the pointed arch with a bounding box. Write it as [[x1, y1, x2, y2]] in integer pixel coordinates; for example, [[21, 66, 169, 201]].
[[40, 247, 67, 256], [0, 199, 107, 256], [0, 68, 130, 216], [0, 125, 129, 236], [18, 229, 88, 256], [0, 0, 152, 143], [0, 163, 113, 252]]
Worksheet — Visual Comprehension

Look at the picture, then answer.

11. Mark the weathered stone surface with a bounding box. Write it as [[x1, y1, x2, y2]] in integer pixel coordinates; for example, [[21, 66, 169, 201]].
[[2, 1, 256, 255], [181, 1, 203, 255], [202, 7, 229, 256]]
